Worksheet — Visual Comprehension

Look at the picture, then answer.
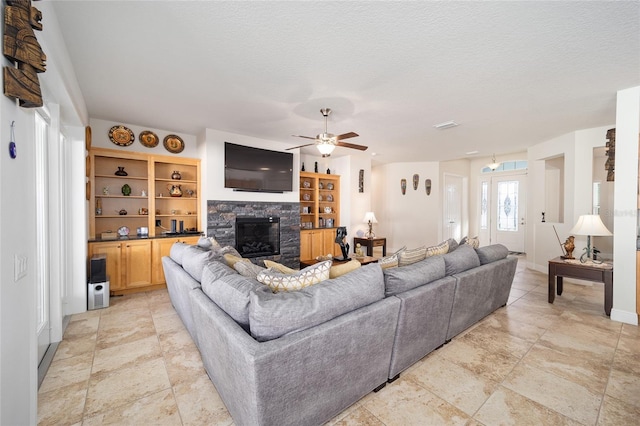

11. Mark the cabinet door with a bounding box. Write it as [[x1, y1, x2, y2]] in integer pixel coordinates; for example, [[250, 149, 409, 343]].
[[300, 230, 313, 261], [89, 242, 123, 291], [310, 231, 326, 259], [123, 240, 152, 288], [322, 229, 341, 257], [151, 238, 180, 284]]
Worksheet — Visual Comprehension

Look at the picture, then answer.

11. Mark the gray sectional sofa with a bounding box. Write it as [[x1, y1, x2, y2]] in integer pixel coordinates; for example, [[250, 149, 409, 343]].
[[162, 241, 516, 426]]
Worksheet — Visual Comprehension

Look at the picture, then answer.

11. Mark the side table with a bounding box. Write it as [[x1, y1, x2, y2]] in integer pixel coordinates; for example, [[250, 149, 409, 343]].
[[354, 237, 387, 257], [548, 257, 613, 316]]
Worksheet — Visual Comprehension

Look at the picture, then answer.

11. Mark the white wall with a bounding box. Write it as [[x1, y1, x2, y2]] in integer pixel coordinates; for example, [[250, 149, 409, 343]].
[[372, 162, 440, 252], [611, 86, 639, 325]]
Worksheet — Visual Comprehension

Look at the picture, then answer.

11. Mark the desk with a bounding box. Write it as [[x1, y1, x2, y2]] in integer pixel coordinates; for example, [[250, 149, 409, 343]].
[[548, 257, 613, 316], [354, 237, 387, 257], [300, 256, 378, 269]]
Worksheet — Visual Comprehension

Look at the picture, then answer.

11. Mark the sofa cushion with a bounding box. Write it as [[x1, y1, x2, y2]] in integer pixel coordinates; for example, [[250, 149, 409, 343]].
[[233, 261, 265, 279], [426, 240, 449, 257], [475, 244, 509, 265], [257, 260, 331, 293], [443, 244, 481, 275], [263, 259, 296, 274], [446, 238, 459, 253], [201, 261, 261, 328], [329, 259, 361, 278], [249, 263, 385, 341], [383, 255, 446, 296], [398, 246, 427, 267], [182, 245, 214, 282], [169, 242, 191, 265]]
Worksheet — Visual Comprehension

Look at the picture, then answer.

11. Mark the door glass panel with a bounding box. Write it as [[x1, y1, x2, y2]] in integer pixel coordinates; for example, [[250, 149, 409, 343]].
[[481, 181, 488, 230], [497, 181, 519, 232]]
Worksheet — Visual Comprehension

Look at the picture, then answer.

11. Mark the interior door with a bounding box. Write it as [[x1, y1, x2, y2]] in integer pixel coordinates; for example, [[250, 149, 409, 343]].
[[443, 174, 463, 242], [490, 174, 527, 253]]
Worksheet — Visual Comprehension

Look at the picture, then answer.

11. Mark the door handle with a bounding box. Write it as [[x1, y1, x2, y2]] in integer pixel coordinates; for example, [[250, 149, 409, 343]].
[[520, 217, 526, 225]]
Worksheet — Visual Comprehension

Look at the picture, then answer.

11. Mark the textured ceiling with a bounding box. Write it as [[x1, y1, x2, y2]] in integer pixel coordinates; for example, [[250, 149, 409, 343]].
[[52, 1, 639, 164]]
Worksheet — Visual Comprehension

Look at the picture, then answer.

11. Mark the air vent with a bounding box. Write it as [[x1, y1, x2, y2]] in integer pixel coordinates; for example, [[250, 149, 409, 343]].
[[433, 120, 459, 130]]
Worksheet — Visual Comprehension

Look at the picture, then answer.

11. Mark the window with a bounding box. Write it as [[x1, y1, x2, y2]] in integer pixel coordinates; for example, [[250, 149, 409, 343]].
[[497, 180, 519, 232], [480, 181, 488, 230], [481, 160, 528, 174]]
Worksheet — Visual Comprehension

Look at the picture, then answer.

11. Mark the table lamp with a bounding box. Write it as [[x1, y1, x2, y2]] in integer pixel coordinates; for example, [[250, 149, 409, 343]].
[[363, 211, 377, 238], [569, 214, 612, 263]]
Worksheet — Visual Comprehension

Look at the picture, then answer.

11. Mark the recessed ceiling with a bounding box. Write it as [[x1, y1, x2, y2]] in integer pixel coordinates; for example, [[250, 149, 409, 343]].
[[51, 1, 639, 164]]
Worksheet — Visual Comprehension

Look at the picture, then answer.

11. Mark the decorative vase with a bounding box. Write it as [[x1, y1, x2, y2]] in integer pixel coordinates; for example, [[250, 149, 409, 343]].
[[171, 171, 182, 180], [121, 184, 131, 196], [114, 166, 128, 176], [167, 184, 182, 197]]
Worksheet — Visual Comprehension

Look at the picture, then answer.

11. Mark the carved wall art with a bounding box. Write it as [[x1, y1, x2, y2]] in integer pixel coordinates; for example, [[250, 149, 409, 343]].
[[604, 128, 615, 182], [3, 0, 46, 107]]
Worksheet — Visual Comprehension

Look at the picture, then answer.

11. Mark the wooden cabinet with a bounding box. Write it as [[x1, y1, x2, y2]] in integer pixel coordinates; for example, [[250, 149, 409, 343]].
[[300, 228, 341, 261], [299, 171, 341, 260], [151, 236, 200, 285], [89, 240, 152, 293], [88, 147, 201, 294], [89, 147, 201, 239]]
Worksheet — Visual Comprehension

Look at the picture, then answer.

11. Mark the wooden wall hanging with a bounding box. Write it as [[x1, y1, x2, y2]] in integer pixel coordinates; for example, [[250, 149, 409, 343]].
[[604, 128, 615, 182], [3, 0, 46, 108]]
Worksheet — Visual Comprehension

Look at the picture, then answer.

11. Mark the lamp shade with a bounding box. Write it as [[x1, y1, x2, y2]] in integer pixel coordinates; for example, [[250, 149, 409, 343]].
[[570, 215, 612, 236], [363, 212, 378, 224], [316, 141, 335, 155]]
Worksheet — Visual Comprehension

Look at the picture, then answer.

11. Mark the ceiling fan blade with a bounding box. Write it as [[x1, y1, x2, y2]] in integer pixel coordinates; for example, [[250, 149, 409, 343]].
[[336, 132, 359, 140], [336, 141, 368, 151], [291, 134, 317, 140], [286, 143, 316, 150]]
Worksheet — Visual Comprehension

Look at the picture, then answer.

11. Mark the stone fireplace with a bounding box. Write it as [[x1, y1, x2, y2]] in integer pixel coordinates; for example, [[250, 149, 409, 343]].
[[235, 217, 280, 258], [207, 200, 300, 268]]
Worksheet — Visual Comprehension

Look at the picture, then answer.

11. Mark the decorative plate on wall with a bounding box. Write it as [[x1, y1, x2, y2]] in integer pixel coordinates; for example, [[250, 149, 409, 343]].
[[85, 126, 92, 151], [163, 134, 185, 154], [139, 130, 159, 148], [108, 125, 135, 146]]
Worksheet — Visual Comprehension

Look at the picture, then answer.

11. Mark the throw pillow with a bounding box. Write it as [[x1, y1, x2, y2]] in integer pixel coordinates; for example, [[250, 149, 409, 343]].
[[443, 244, 481, 275], [460, 236, 480, 249], [379, 245, 406, 270], [425, 240, 449, 257], [233, 261, 266, 279], [223, 253, 251, 268], [329, 259, 361, 278], [446, 238, 459, 253], [475, 244, 509, 265], [169, 242, 190, 265], [182, 246, 214, 282], [263, 259, 296, 274], [398, 246, 427, 267], [257, 260, 331, 292], [197, 236, 221, 250]]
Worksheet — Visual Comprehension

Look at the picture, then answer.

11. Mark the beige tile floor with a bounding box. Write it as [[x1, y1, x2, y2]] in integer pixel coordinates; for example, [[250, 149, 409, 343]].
[[39, 258, 640, 425]]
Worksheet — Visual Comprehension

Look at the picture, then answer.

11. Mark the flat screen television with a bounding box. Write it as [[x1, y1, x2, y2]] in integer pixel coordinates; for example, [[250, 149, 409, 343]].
[[224, 142, 293, 193]]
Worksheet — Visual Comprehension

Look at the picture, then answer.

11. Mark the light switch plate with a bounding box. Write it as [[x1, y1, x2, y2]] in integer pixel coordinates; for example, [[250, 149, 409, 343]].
[[14, 254, 27, 281]]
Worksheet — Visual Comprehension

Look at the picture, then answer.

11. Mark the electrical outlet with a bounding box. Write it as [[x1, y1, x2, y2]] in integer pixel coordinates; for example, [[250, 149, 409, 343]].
[[14, 254, 27, 282]]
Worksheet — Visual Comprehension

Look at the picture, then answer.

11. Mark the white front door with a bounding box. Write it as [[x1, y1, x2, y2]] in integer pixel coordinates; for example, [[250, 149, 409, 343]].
[[443, 174, 464, 241], [490, 174, 527, 253]]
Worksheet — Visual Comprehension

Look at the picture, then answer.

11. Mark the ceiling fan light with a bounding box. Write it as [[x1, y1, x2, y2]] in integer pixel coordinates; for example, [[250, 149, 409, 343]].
[[317, 142, 335, 155]]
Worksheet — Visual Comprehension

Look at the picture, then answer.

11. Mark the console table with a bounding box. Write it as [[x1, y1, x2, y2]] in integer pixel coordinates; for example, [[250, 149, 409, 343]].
[[548, 257, 613, 316], [354, 237, 387, 257]]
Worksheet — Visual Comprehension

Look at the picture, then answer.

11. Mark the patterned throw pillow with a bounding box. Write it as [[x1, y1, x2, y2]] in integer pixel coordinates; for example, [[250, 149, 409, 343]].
[[233, 261, 265, 279], [257, 260, 331, 292], [197, 236, 221, 250], [379, 246, 406, 269], [263, 260, 296, 274], [398, 246, 427, 267], [460, 236, 480, 249], [329, 259, 361, 278], [425, 240, 449, 257]]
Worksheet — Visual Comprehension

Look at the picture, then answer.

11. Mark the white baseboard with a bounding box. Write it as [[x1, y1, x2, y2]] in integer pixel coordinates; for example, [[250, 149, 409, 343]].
[[610, 309, 638, 325]]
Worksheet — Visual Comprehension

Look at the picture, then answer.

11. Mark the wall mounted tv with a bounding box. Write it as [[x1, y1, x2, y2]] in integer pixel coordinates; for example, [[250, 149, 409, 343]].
[[224, 142, 294, 193]]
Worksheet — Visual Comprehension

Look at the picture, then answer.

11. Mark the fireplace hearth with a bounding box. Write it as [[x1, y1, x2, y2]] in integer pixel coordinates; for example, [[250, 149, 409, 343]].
[[235, 217, 280, 258]]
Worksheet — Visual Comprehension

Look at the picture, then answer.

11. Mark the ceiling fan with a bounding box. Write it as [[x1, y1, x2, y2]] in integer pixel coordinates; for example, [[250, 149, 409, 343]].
[[287, 108, 368, 157]]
